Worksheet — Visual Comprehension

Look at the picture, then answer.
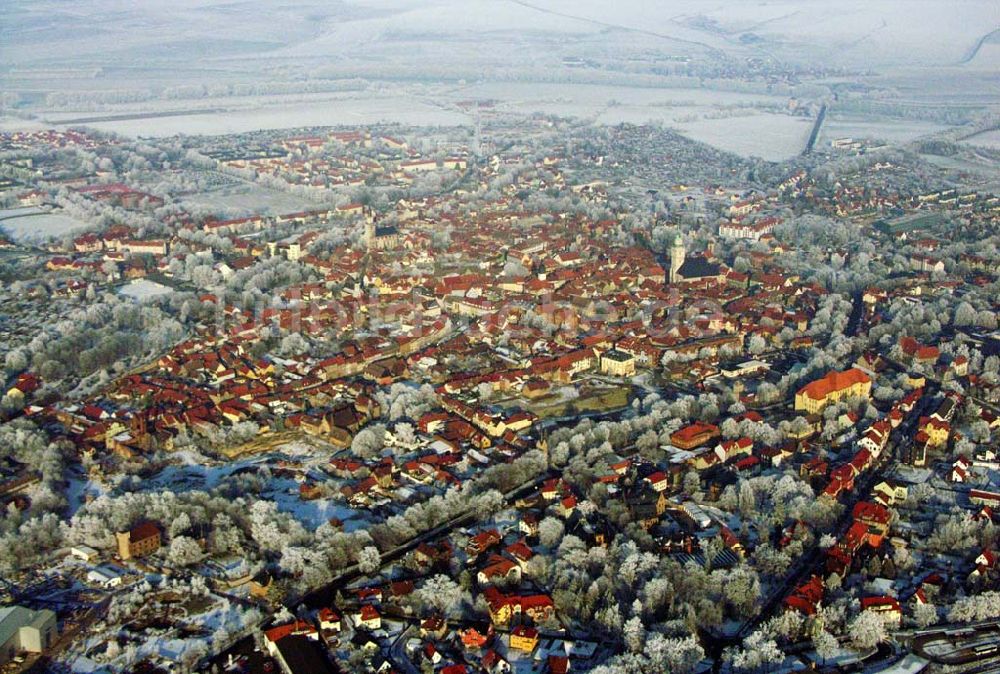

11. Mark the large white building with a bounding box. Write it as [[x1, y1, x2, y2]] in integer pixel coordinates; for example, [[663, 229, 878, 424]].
[[0, 606, 57, 664], [718, 217, 779, 241]]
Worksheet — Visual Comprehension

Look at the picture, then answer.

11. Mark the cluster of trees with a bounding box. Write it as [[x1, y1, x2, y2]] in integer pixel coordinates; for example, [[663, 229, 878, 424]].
[[926, 507, 996, 556], [16, 297, 185, 392], [62, 481, 381, 599], [367, 451, 543, 550], [589, 634, 705, 674], [102, 575, 263, 671], [374, 383, 438, 423], [0, 421, 73, 574], [540, 531, 760, 657], [948, 591, 1000, 622]]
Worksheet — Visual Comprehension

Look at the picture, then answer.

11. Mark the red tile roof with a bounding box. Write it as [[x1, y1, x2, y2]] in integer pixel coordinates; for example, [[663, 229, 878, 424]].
[[798, 368, 871, 401]]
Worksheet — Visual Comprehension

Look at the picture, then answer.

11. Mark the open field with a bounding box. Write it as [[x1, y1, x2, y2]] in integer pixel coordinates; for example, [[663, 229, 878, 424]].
[[0, 208, 91, 243], [671, 112, 814, 161], [178, 183, 321, 217], [819, 116, 949, 145], [37, 94, 469, 138], [527, 384, 631, 418], [962, 129, 1000, 149], [4, 0, 996, 74]]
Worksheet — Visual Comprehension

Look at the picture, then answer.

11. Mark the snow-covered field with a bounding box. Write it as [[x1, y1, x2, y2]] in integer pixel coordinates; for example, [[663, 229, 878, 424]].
[[0, 208, 90, 242], [2, 1, 991, 155], [43, 95, 468, 138], [920, 152, 1000, 194], [820, 116, 948, 145], [453, 82, 782, 110], [179, 184, 319, 216], [671, 112, 814, 161], [118, 279, 174, 300], [962, 129, 1000, 149]]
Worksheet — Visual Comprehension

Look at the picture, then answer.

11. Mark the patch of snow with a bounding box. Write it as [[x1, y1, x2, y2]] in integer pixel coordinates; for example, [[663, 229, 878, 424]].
[[118, 279, 174, 300]]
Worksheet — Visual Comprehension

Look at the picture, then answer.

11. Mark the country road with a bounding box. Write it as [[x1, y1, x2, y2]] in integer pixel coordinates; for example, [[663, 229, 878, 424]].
[[958, 27, 1000, 64]]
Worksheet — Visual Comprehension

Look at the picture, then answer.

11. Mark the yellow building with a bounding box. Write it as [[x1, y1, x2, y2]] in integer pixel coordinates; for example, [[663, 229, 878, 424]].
[[873, 480, 908, 506], [509, 626, 539, 653], [794, 368, 872, 414], [920, 418, 950, 447], [600, 349, 637, 377]]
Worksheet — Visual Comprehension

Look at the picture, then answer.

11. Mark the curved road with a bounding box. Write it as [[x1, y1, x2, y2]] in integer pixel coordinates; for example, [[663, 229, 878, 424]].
[[958, 27, 1000, 64]]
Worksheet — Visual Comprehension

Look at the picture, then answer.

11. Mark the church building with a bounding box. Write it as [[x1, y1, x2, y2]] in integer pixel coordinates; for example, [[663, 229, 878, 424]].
[[668, 234, 723, 285]]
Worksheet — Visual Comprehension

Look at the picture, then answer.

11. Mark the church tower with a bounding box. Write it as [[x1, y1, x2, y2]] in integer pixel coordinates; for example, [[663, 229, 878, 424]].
[[363, 206, 376, 252], [669, 233, 686, 284]]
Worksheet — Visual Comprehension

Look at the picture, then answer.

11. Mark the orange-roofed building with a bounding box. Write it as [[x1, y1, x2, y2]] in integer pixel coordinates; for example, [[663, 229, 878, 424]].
[[795, 368, 872, 413], [670, 421, 721, 450]]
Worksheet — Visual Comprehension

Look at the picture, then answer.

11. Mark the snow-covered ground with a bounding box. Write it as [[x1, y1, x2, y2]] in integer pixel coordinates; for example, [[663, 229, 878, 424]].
[[43, 94, 468, 138], [140, 445, 367, 531], [179, 184, 319, 217], [820, 117, 948, 145], [671, 112, 814, 161], [963, 129, 1000, 149], [0, 208, 90, 242], [118, 279, 174, 301], [6, 0, 992, 71]]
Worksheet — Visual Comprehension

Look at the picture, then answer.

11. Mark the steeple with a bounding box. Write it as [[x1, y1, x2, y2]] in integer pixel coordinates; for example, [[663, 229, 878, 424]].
[[669, 233, 685, 284], [363, 206, 376, 251]]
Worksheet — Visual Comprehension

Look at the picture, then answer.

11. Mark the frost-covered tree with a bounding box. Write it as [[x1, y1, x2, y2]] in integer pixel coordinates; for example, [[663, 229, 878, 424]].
[[914, 602, 937, 628], [357, 546, 381, 575], [812, 628, 839, 665], [948, 591, 1000, 622], [167, 536, 203, 567], [538, 517, 565, 548], [623, 616, 645, 653], [722, 565, 761, 618], [726, 629, 782, 671], [416, 574, 464, 614], [351, 425, 386, 458], [848, 611, 887, 651]]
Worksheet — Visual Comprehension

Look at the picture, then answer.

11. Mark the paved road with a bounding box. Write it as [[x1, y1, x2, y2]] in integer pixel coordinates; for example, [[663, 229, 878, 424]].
[[802, 103, 828, 156], [388, 624, 420, 674], [845, 290, 864, 338]]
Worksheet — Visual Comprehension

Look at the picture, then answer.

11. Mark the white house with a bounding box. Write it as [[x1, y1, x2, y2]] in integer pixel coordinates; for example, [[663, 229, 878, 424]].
[[87, 565, 125, 588], [69, 545, 100, 562]]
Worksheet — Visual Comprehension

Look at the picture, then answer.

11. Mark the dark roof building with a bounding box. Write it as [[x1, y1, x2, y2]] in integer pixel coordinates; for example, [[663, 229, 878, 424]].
[[273, 634, 340, 674]]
